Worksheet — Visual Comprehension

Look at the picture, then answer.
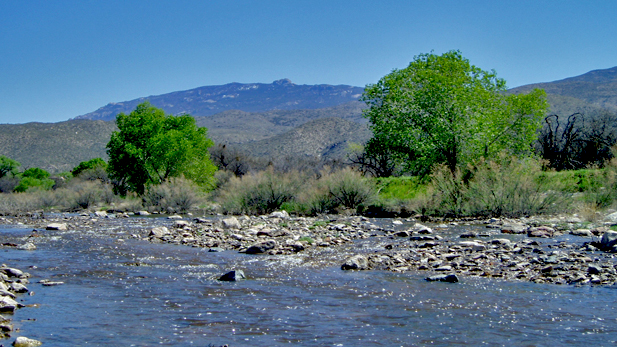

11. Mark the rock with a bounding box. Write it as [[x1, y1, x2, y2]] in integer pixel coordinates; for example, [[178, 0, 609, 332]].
[[588, 265, 602, 275], [341, 255, 369, 270], [208, 247, 225, 252], [459, 241, 486, 251], [269, 211, 290, 219], [605, 211, 617, 222], [570, 229, 593, 237], [167, 215, 183, 219], [392, 220, 404, 225], [460, 231, 477, 238], [245, 240, 277, 254], [9, 283, 28, 293], [415, 224, 433, 234], [527, 226, 554, 238], [394, 230, 410, 237], [2, 268, 24, 278], [135, 210, 150, 216], [94, 210, 108, 217], [17, 242, 36, 251], [46, 223, 67, 231], [13, 336, 43, 347], [0, 297, 19, 312], [425, 274, 459, 283], [218, 270, 246, 281], [222, 217, 241, 229], [501, 223, 526, 234], [600, 231, 617, 251], [491, 239, 512, 246], [174, 220, 190, 228], [149, 226, 170, 238]]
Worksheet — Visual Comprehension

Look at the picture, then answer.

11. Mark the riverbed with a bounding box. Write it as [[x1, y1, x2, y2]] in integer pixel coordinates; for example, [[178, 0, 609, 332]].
[[2, 215, 617, 346]]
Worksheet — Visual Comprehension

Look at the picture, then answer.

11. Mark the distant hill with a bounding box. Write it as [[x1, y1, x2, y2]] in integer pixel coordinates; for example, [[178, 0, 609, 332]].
[[510, 66, 617, 115], [74, 79, 364, 121], [197, 101, 365, 144], [240, 117, 371, 160], [0, 120, 117, 172]]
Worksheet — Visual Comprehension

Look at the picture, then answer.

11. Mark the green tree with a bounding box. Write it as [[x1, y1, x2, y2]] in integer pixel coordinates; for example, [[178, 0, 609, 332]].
[[106, 102, 217, 194], [72, 158, 107, 177], [14, 167, 54, 192], [22, 167, 51, 180], [0, 156, 21, 179], [362, 50, 548, 176]]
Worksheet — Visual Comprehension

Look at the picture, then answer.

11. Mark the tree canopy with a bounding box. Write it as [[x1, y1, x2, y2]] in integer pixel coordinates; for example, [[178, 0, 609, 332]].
[[106, 102, 217, 194], [362, 50, 548, 176], [0, 156, 20, 179]]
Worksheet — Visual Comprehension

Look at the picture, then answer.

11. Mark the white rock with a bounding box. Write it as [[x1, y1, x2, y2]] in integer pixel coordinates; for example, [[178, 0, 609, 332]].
[[46, 223, 67, 231], [222, 217, 241, 229], [13, 336, 43, 347], [269, 211, 290, 219]]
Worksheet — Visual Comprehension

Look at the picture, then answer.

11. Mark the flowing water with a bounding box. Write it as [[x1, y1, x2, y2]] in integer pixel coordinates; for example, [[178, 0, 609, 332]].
[[1, 219, 617, 346]]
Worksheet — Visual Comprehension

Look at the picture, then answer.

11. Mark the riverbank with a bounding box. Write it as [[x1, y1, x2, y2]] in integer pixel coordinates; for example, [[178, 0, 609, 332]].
[[3, 210, 617, 287]]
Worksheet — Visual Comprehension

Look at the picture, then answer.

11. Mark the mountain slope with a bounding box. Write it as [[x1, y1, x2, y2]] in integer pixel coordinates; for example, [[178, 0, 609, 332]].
[[75, 79, 364, 121], [0, 120, 117, 172], [241, 117, 371, 159], [196, 101, 365, 144], [510, 66, 617, 115]]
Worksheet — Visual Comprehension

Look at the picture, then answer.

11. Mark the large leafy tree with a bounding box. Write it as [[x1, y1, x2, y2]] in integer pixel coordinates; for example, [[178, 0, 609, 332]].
[[0, 156, 20, 179], [107, 102, 217, 194], [363, 50, 548, 176]]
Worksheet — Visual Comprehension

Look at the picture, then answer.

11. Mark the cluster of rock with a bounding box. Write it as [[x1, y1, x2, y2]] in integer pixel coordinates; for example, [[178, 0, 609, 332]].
[[341, 219, 617, 286], [0, 265, 36, 343], [145, 211, 375, 256]]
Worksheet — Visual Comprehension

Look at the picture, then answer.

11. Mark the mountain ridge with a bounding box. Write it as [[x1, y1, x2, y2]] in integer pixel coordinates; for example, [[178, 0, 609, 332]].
[[74, 79, 364, 121]]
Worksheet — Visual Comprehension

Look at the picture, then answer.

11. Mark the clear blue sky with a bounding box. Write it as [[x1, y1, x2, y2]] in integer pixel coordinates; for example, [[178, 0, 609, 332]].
[[1, 0, 616, 124]]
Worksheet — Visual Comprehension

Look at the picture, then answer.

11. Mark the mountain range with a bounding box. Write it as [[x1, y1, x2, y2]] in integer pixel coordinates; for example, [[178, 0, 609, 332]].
[[2, 66, 617, 173]]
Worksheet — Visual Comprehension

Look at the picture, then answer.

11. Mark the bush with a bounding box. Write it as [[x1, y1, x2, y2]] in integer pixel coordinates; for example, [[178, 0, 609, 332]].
[[217, 168, 303, 215], [421, 156, 563, 218], [299, 168, 377, 215], [142, 177, 204, 213], [14, 176, 54, 193]]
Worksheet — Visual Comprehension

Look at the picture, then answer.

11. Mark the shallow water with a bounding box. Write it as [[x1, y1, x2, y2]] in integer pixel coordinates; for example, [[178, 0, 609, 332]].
[[2, 221, 617, 346]]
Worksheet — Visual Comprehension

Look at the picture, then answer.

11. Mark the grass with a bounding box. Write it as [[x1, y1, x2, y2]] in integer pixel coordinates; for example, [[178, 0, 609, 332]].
[[375, 176, 428, 201]]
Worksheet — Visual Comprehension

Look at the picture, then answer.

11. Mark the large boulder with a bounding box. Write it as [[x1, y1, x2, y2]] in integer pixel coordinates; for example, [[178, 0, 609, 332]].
[[245, 240, 277, 254], [341, 255, 369, 270], [218, 270, 246, 282], [600, 230, 617, 252]]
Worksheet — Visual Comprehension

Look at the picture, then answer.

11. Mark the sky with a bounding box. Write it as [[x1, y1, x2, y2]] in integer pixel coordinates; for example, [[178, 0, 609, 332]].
[[1, 0, 616, 124]]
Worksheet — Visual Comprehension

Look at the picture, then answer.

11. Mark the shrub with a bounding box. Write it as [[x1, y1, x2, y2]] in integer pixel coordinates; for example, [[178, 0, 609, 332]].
[[142, 177, 204, 213], [14, 176, 54, 193], [421, 156, 563, 218], [299, 168, 377, 215], [217, 168, 303, 215]]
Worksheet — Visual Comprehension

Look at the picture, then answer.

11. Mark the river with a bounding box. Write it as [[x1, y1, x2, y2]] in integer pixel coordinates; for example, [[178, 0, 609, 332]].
[[1, 217, 617, 346]]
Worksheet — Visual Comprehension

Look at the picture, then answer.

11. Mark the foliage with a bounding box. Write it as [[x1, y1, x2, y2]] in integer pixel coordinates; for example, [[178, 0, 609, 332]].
[[217, 167, 303, 215], [142, 177, 203, 213], [299, 168, 377, 214], [13, 176, 54, 193], [13, 168, 54, 193], [362, 50, 548, 176], [421, 156, 562, 218], [72, 158, 108, 177], [21, 167, 50, 180], [107, 102, 217, 194], [0, 156, 20, 179], [375, 176, 428, 201]]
